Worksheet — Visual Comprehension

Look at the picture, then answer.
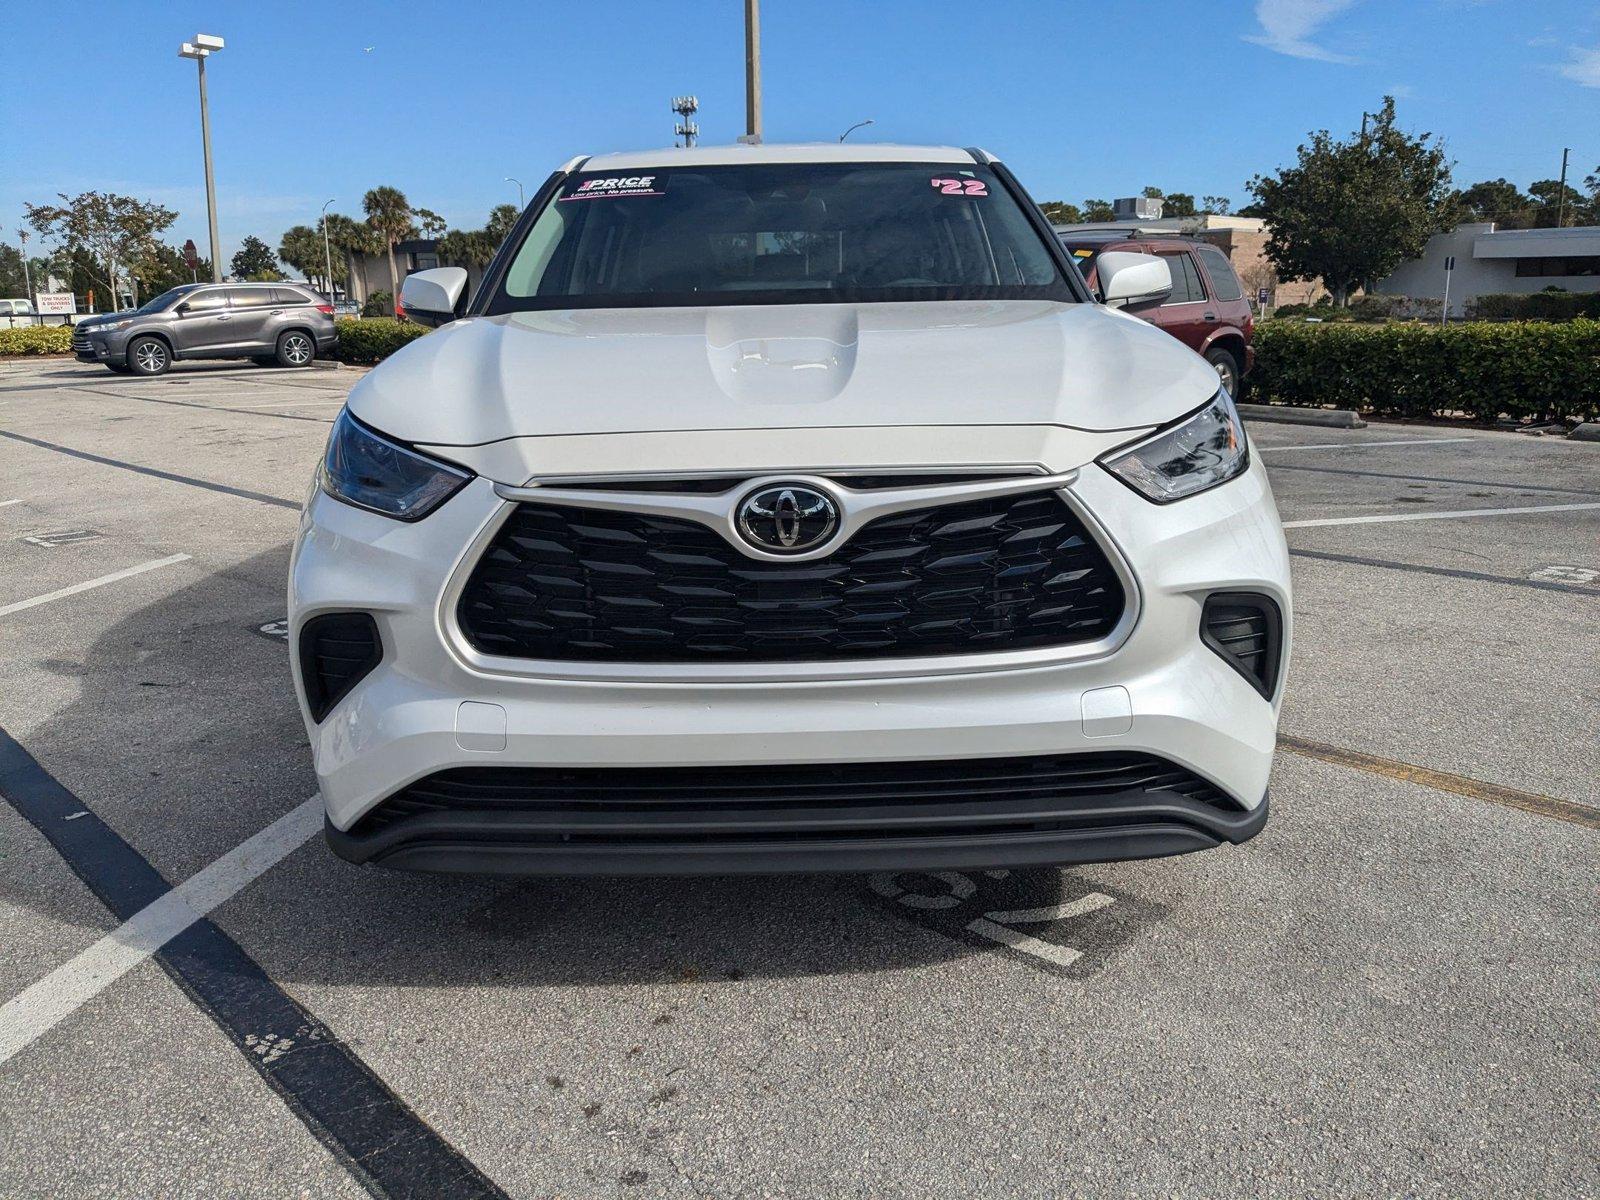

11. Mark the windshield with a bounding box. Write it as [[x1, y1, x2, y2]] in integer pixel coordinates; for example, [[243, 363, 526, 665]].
[[488, 162, 1076, 311], [135, 287, 193, 314]]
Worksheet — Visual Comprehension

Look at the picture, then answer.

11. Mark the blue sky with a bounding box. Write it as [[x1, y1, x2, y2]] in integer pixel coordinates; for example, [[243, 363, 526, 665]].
[[2, 0, 1596, 266]]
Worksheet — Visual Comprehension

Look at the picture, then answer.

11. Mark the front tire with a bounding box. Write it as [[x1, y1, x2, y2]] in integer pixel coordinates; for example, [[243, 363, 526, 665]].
[[127, 336, 171, 377], [275, 330, 315, 368], [1205, 346, 1242, 398]]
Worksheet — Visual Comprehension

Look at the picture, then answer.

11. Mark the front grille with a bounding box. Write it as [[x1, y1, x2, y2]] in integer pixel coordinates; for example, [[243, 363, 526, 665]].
[[71, 327, 94, 352], [457, 490, 1125, 663], [352, 752, 1235, 838]]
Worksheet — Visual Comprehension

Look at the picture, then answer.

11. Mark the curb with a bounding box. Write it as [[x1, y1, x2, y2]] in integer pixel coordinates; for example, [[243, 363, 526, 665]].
[[1238, 403, 1366, 429], [1570, 422, 1600, 443]]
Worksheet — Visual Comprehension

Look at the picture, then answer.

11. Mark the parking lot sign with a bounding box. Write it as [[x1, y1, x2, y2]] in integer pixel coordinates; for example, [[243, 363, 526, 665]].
[[36, 292, 75, 315]]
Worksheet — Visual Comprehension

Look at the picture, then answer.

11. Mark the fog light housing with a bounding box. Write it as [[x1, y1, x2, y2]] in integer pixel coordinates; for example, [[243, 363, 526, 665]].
[[298, 612, 382, 722]]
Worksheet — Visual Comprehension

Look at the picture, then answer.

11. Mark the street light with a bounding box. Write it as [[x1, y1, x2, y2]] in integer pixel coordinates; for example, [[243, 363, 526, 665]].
[[839, 118, 874, 142], [320, 198, 336, 305], [178, 33, 225, 284], [505, 177, 524, 208]]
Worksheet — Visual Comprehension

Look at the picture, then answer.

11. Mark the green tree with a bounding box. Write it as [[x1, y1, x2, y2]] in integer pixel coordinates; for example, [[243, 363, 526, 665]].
[[0, 243, 26, 297], [1038, 200, 1084, 225], [24, 191, 178, 312], [363, 186, 413, 315], [1200, 195, 1232, 215], [1080, 198, 1114, 221], [129, 242, 206, 298], [279, 224, 345, 293], [1457, 178, 1531, 226], [1527, 179, 1586, 228], [1247, 96, 1458, 307], [230, 234, 281, 280], [437, 204, 524, 269], [414, 207, 447, 238], [485, 204, 519, 242], [325, 213, 380, 304], [1162, 192, 1198, 218]]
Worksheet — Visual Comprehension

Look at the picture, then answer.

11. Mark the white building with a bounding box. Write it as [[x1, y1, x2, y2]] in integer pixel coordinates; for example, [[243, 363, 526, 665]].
[[1376, 223, 1600, 316]]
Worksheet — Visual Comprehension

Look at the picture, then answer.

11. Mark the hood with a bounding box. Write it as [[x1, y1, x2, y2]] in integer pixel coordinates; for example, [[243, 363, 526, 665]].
[[347, 300, 1218, 448]]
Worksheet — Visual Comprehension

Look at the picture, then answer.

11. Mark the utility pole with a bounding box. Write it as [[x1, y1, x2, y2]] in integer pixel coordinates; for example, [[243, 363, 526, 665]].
[[179, 34, 225, 283], [741, 0, 762, 144], [18, 229, 32, 305], [1555, 147, 1571, 229]]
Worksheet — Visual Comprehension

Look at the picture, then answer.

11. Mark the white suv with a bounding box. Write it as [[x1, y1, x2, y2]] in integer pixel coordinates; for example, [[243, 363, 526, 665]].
[[289, 143, 1290, 875]]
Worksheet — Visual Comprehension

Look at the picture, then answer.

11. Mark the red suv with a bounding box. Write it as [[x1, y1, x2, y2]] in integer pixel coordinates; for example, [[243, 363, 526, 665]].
[[1059, 232, 1254, 396]]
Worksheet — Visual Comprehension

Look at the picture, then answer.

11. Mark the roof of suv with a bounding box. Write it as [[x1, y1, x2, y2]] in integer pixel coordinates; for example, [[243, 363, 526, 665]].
[[1058, 231, 1211, 251], [575, 143, 989, 171]]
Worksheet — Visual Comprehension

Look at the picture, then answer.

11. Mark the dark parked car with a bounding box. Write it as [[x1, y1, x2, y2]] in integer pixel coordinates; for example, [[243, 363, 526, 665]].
[[1059, 232, 1254, 395], [72, 282, 338, 376]]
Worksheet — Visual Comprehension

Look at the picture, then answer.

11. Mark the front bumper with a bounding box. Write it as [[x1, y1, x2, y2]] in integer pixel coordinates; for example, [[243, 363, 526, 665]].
[[289, 448, 1291, 875]]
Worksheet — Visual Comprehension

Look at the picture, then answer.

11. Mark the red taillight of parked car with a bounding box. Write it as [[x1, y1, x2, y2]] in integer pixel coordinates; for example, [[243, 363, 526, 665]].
[[316, 303, 334, 315]]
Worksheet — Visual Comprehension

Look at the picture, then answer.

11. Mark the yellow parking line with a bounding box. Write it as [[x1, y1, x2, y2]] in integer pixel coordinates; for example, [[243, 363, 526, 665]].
[[1279, 734, 1600, 831]]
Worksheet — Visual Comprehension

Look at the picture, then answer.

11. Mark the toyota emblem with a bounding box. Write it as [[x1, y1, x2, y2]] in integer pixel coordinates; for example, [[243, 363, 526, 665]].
[[736, 484, 839, 554]]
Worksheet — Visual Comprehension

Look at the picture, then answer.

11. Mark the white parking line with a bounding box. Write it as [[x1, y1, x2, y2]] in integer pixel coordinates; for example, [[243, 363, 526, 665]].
[[0, 499, 22, 509], [226, 398, 345, 409], [0, 796, 321, 1066], [0, 554, 191, 618], [1261, 437, 1475, 453], [1283, 501, 1600, 529]]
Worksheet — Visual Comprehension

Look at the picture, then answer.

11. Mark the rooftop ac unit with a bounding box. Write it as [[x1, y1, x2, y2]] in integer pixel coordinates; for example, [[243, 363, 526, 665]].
[[1113, 197, 1164, 221]]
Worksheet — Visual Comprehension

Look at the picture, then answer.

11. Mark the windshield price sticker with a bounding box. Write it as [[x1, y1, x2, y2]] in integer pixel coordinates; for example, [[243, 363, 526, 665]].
[[562, 175, 667, 201], [930, 177, 988, 197]]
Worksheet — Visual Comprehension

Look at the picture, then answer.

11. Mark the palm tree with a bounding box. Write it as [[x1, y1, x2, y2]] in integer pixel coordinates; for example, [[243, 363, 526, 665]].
[[362, 186, 412, 315], [325, 213, 378, 306]]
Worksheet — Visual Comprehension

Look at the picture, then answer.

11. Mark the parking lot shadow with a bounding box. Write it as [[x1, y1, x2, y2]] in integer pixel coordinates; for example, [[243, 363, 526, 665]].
[[9, 547, 1137, 986]]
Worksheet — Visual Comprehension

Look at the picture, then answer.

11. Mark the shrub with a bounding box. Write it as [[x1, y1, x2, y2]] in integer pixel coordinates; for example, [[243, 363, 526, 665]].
[[1465, 292, 1600, 322], [361, 291, 394, 318], [0, 324, 74, 356], [1252, 319, 1600, 423], [331, 317, 430, 365]]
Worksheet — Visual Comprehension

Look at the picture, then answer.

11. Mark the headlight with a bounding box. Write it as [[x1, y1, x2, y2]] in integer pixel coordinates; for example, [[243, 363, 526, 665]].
[[1099, 390, 1248, 503], [94, 320, 131, 335], [318, 408, 471, 520]]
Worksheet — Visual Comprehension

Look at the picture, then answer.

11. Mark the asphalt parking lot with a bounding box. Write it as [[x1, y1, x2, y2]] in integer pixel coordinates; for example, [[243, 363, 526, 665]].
[[1, 356, 1596, 1199]]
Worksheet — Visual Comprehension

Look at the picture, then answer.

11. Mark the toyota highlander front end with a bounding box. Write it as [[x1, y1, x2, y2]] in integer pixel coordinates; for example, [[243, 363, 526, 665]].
[[288, 144, 1291, 875]]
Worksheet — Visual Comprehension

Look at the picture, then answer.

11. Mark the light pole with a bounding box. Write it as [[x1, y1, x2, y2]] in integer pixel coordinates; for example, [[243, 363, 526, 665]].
[[505, 177, 524, 208], [839, 119, 874, 142], [178, 34, 225, 284], [740, 0, 762, 144], [320, 198, 336, 304]]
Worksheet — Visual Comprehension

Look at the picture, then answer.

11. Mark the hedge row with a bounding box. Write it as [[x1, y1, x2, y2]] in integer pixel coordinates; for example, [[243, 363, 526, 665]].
[[1465, 292, 1600, 322], [0, 324, 74, 356], [1252, 319, 1600, 422], [329, 317, 430, 364]]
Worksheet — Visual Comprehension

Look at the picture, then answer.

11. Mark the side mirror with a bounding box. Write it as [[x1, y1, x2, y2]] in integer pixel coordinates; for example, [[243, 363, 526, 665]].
[[175, 301, 191, 315], [399, 267, 469, 328], [1097, 252, 1172, 308]]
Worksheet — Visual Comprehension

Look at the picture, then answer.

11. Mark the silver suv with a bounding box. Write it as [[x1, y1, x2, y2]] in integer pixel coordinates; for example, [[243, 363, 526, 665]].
[[72, 282, 338, 376]]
